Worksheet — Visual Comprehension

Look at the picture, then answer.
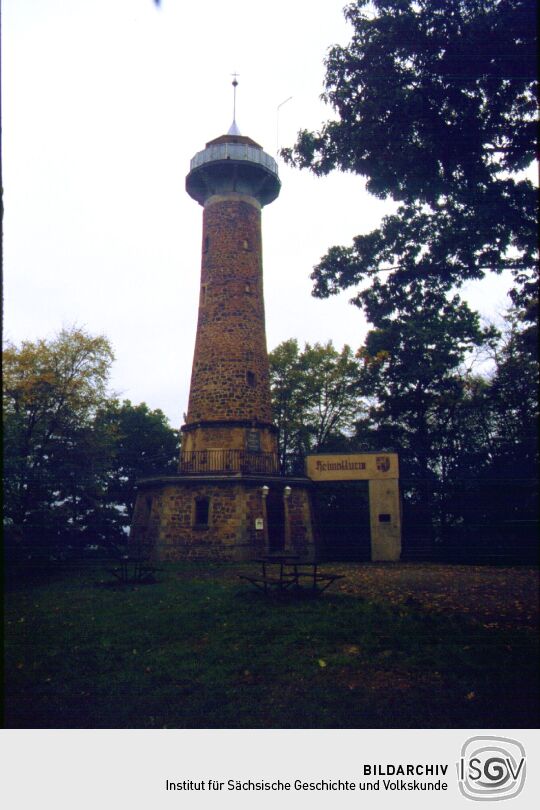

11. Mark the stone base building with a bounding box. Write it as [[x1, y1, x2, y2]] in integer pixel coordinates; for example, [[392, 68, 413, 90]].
[[131, 475, 315, 561]]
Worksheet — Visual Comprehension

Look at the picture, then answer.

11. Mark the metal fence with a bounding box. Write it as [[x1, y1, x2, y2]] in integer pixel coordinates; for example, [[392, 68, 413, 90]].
[[179, 449, 279, 476]]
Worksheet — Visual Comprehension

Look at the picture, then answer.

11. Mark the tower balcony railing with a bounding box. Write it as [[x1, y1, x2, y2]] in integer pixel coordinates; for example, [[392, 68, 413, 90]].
[[190, 142, 278, 176], [179, 449, 279, 476]]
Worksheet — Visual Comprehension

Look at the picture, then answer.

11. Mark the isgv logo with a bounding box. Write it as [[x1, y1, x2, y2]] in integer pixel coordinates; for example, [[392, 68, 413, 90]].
[[457, 736, 526, 801]]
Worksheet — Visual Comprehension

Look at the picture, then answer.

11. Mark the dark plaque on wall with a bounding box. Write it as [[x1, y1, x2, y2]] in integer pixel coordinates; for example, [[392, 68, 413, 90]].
[[246, 430, 261, 453]]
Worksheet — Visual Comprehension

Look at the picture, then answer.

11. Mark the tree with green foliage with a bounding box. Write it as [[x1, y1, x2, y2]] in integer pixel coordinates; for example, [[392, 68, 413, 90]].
[[94, 399, 179, 526], [354, 302, 538, 558], [477, 307, 539, 556], [3, 327, 115, 547], [281, 0, 538, 558], [355, 296, 495, 469], [3, 328, 179, 553], [268, 339, 305, 473], [269, 339, 364, 473], [353, 296, 496, 544], [284, 0, 538, 324]]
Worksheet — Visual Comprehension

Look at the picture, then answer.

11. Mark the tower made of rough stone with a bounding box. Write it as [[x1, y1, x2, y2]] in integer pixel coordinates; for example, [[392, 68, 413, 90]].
[[181, 133, 280, 472], [130, 123, 315, 561]]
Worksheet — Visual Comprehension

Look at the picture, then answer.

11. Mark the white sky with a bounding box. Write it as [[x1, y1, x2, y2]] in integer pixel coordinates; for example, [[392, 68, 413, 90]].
[[2, 0, 514, 426]]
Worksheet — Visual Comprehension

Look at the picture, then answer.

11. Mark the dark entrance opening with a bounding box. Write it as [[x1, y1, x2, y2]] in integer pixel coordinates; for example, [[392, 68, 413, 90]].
[[312, 481, 371, 561], [266, 488, 285, 552]]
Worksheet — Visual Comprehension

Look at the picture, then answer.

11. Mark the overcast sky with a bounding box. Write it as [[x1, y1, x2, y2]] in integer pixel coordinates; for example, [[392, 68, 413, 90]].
[[3, 0, 514, 426]]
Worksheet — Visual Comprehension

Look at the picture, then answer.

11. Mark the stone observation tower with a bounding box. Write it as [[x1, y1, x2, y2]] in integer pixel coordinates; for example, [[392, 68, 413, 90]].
[[182, 126, 280, 469], [130, 90, 316, 560]]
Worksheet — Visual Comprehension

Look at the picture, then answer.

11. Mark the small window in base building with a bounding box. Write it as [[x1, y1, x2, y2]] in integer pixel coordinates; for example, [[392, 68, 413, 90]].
[[204, 236, 210, 253], [194, 497, 210, 526], [378, 513, 391, 523], [246, 370, 256, 387]]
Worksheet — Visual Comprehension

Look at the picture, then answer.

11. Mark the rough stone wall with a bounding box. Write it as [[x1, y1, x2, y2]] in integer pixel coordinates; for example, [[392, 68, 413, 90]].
[[132, 481, 269, 561], [185, 195, 274, 432], [130, 486, 164, 558], [182, 425, 277, 455], [131, 479, 315, 562]]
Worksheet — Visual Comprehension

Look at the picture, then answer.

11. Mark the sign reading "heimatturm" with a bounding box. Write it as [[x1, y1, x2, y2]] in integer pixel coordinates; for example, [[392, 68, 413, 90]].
[[306, 453, 399, 482]]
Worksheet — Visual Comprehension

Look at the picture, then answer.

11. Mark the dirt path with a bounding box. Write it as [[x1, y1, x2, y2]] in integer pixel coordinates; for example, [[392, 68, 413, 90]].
[[330, 563, 539, 629]]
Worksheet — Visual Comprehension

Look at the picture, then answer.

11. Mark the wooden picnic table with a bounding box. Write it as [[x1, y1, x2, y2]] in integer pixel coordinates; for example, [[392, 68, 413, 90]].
[[239, 554, 344, 594]]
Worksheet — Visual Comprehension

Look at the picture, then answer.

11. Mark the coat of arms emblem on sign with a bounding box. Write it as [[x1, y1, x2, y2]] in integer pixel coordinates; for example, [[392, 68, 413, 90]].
[[376, 456, 390, 473]]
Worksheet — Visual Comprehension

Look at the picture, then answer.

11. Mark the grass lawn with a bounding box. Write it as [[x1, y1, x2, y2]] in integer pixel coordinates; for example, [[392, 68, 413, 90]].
[[4, 561, 539, 728]]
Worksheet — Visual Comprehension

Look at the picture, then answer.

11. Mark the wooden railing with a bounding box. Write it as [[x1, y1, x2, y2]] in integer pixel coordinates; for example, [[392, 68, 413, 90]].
[[179, 449, 279, 475]]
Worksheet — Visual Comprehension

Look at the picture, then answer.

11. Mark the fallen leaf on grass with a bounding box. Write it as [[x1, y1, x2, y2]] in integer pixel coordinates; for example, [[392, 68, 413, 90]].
[[318, 659, 327, 668]]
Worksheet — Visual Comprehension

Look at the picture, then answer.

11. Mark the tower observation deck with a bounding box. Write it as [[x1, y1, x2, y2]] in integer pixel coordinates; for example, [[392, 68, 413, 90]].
[[186, 134, 280, 207]]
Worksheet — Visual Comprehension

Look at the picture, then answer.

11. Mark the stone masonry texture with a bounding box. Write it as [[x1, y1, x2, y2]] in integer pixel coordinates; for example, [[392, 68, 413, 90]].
[[131, 480, 315, 561], [186, 196, 274, 428]]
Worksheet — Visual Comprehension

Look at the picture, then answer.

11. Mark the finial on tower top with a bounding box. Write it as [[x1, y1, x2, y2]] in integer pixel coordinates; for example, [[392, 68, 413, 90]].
[[228, 72, 241, 136]]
